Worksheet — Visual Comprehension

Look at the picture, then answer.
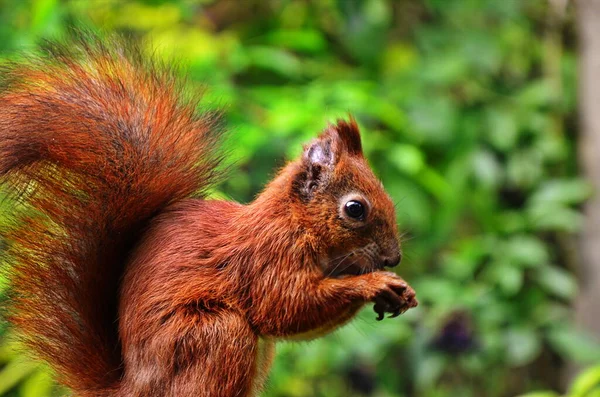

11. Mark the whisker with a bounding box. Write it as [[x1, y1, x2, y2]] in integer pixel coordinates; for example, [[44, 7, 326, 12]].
[[329, 251, 355, 262], [399, 235, 415, 243], [326, 251, 355, 276], [393, 196, 407, 209]]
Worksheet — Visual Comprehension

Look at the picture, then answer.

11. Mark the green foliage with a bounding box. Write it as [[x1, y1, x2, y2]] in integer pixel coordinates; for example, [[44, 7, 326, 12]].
[[519, 365, 600, 397], [0, 0, 596, 396]]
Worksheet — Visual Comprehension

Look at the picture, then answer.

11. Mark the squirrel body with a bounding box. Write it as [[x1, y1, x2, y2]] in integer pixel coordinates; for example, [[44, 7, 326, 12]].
[[0, 35, 417, 397]]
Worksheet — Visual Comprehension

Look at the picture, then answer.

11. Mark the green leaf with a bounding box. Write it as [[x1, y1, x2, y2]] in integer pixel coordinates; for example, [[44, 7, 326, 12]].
[[265, 30, 327, 53], [507, 149, 543, 188], [485, 260, 524, 295], [534, 265, 578, 300], [413, 278, 458, 304], [416, 354, 447, 391], [530, 179, 593, 206], [246, 46, 303, 78], [486, 108, 518, 151], [517, 80, 556, 108], [389, 144, 425, 175], [31, 0, 60, 34], [528, 205, 584, 233], [548, 327, 600, 363], [472, 150, 502, 189], [503, 235, 549, 268], [570, 365, 600, 397], [498, 264, 524, 295], [20, 369, 54, 397], [585, 390, 600, 397], [0, 358, 37, 395], [505, 327, 541, 366]]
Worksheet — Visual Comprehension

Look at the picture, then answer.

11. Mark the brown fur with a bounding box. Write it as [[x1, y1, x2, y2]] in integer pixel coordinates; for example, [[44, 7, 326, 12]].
[[0, 35, 417, 397]]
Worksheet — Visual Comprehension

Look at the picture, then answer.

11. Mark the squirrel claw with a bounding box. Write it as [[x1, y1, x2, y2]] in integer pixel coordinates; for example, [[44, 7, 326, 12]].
[[374, 302, 386, 321], [371, 275, 417, 321]]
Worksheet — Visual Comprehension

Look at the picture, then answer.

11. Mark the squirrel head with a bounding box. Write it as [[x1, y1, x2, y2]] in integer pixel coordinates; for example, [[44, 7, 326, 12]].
[[287, 118, 401, 276]]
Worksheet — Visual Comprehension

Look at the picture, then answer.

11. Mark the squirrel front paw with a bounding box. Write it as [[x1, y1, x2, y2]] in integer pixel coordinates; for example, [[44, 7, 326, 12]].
[[367, 272, 418, 321]]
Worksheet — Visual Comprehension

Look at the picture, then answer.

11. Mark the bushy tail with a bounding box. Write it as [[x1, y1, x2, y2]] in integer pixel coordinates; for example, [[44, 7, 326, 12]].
[[0, 34, 224, 394]]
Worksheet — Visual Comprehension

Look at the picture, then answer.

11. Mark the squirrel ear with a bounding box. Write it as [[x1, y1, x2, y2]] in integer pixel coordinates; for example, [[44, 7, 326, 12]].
[[294, 117, 362, 200], [296, 136, 338, 200], [305, 137, 336, 168]]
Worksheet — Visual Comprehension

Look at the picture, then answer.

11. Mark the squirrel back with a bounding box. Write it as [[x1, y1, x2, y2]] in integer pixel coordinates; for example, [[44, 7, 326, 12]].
[[0, 34, 224, 393]]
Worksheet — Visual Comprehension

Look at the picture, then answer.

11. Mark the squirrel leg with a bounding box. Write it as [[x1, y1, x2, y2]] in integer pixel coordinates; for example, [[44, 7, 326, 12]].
[[120, 309, 259, 397]]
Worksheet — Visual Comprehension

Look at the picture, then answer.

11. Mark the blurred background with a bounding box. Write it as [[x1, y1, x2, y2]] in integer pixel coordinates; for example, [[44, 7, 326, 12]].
[[0, 0, 599, 396]]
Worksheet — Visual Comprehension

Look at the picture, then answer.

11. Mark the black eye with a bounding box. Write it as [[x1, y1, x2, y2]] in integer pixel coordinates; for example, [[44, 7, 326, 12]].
[[344, 200, 365, 220]]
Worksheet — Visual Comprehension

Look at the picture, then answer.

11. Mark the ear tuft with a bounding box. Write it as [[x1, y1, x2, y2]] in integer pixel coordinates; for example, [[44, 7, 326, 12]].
[[333, 117, 362, 156]]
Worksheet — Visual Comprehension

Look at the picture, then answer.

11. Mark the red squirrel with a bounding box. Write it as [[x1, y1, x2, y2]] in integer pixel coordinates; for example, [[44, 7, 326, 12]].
[[0, 35, 417, 396]]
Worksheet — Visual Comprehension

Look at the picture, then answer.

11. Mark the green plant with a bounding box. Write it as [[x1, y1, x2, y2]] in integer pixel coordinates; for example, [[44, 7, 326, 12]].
[[518, 366, 600, 397]]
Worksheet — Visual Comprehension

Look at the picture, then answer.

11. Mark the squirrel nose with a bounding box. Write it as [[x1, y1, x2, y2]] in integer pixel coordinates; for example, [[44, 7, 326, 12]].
[[382, 252, 402, 268]]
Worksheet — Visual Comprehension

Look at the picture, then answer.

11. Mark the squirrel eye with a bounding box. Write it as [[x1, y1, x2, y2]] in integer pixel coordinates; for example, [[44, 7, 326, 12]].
[[344, 200, 365, 220]]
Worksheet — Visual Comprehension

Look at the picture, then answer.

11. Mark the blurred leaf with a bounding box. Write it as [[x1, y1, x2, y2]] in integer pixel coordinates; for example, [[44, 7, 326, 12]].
[[485, 108, 519, 151], [113, 2, 181, 29], [19, 369, 54, 397], [407, 96, 456, 144], [246, 47, 303, 78], [507, 149, 543, 188], [496, 263, 523, 295], [383, 43, 418, 76], [534, 265, 578, 300], [31, 0, 60, 35], [504, 235, 549, 268], [389, 144, 425, 175], [416, 354, 446, 391], [265, 30, 327, 53], [570, 366, 600, 397], [530, 179, 593, 207], [517, 80, 557, 108], [505, 327, 541, 366], [472, 150, 502, 189], [0, 359, 37, 395], [548, 327, 600, 363], [528, 205, 584, 233]]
